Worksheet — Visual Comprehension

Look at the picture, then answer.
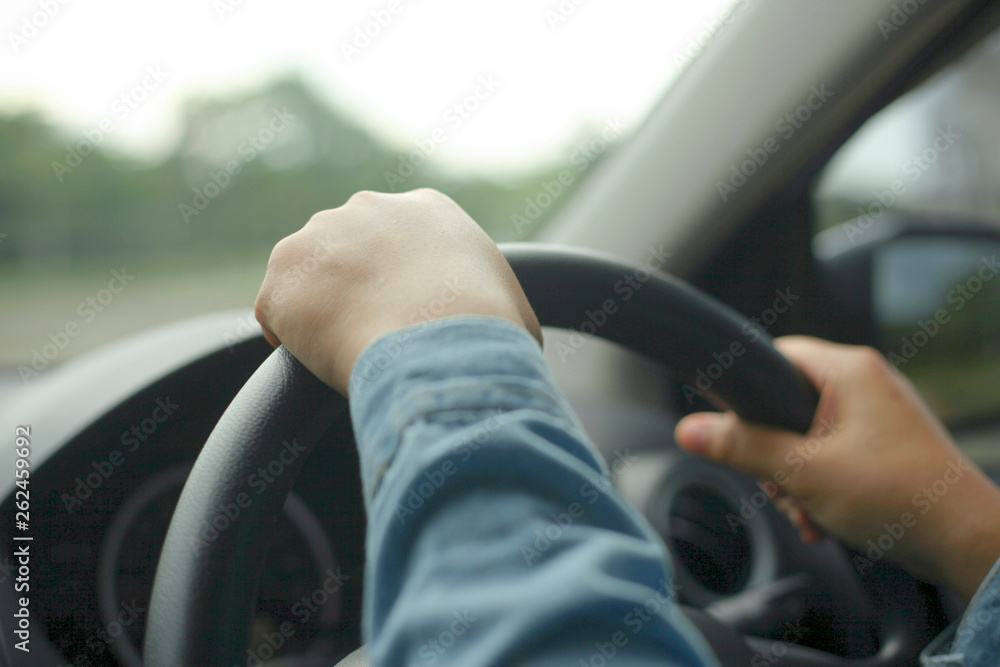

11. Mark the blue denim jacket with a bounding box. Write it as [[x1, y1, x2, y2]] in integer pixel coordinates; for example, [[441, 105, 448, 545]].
[[348, 317, 1000, 666], [921, 557, 1000, 666]]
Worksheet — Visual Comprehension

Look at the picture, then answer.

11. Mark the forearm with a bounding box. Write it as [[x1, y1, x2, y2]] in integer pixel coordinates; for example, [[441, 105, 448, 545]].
[[350, 317, 716, 666], [930, 468, 1000, 602]]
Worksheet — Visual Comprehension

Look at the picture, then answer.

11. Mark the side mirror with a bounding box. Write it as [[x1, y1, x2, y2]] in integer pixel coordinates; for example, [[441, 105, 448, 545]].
[[815, 214, 1000, 427]]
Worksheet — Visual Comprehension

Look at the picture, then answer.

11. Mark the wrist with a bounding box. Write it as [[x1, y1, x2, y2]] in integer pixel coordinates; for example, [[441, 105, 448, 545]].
[[922, 464, 1000, 602], [345, 315, 541, 396]]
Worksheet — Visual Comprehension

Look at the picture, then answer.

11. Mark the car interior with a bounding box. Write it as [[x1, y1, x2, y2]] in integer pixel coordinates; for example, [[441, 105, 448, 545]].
[[3, 1, 1000, 665]]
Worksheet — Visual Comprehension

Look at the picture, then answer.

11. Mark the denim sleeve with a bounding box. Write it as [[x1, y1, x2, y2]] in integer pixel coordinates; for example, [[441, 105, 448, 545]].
[[921, 557, 1000, 666], [348, 316, 717, 667]]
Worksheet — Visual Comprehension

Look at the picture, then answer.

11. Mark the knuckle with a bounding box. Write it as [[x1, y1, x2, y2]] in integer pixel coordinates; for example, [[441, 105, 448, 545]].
[[850, 345, 890, 376], [348, 189, 380, 204], [268, 234, 295, 265], [410, 187, 449, 206], [267, 232, 311, 271], [306, 209, 336, 226]]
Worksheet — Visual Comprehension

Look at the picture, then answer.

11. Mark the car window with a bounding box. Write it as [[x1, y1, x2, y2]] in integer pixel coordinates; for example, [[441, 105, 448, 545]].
[[0, 0, 742, 397], [816, 29, 1000, 232], [814, 26, 1000, 425]]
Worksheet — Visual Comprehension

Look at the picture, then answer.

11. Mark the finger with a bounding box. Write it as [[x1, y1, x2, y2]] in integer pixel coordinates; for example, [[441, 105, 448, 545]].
[[674, 338, 840, 461], [774, 335, 848, 391], [674, 411, 807, 480], [677, 412, 830, 541]]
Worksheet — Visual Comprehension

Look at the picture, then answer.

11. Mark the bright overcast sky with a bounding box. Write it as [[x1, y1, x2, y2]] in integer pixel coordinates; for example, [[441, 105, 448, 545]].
[[2, 0, 738, 176]]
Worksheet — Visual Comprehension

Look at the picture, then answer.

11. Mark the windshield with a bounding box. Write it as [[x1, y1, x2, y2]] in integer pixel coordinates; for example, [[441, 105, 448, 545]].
[[1, 0, 741, 389]]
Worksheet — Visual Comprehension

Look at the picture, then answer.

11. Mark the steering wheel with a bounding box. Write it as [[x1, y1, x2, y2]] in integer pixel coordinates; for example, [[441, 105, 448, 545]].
[[142, 244, 930, 666]]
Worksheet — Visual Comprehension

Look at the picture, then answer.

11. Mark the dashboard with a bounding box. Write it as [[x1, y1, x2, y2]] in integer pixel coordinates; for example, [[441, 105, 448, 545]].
[[0, 327, 364, 666], [97, 464, 344, 666]]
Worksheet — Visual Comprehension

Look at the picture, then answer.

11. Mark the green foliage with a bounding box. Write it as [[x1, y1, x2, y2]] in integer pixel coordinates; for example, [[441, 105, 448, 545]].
[[0, 75, 571, 271]]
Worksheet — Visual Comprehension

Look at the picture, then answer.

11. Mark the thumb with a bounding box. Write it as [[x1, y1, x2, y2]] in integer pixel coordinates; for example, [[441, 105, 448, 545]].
[[674, 411, 807, 480], [675, 335, 842, 478]]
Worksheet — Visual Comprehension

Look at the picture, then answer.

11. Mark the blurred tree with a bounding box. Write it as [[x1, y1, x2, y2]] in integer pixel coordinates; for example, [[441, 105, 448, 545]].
[[0, 74, 579, 275]]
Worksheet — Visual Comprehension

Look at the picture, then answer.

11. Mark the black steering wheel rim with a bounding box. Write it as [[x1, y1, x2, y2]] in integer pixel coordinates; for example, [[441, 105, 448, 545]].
[[143, 243, 824, 666]]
